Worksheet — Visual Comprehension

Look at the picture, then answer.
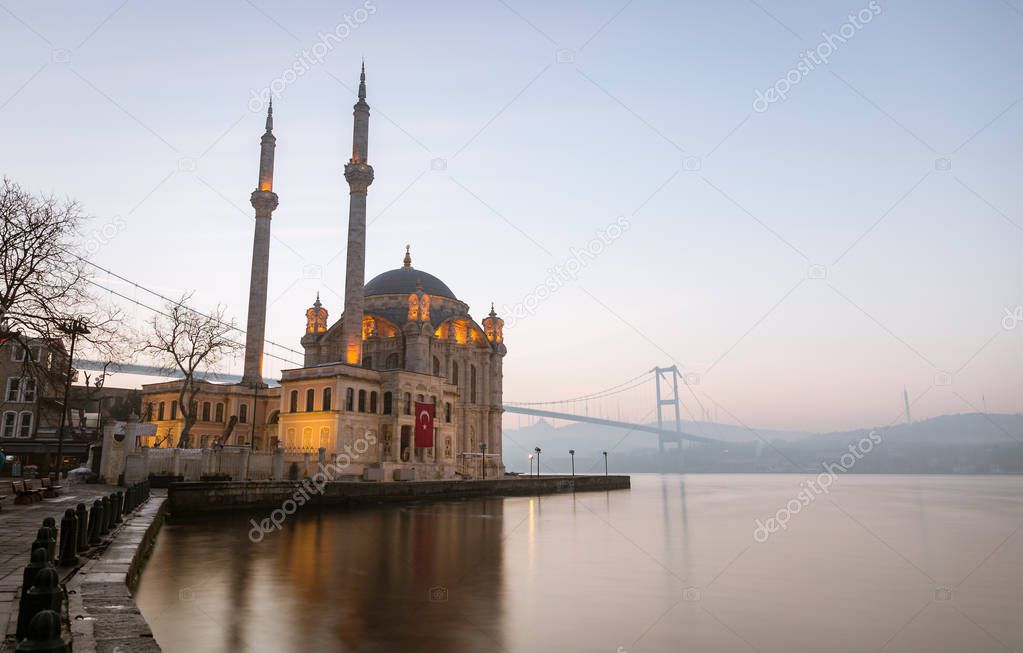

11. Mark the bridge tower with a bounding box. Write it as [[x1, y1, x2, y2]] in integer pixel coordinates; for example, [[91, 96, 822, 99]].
[[653, 365, 683, 453]]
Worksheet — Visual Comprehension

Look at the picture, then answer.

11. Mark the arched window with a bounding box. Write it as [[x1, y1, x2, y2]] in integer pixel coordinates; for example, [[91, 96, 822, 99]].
[[171, 400, 178, 420], [383, 392, 393, 415], [433, 356, 440, 376], [323, 387, 332, 411], [470, 365, 478, 404], [157, 402, 165, 421], [358, 389, 367, 412], [289, 391, 298, 413], [306, 389, 315, 412], [370, 391, 378, 414], [201, 402, 211, 422], [452, 362, 459, 385], [302, 427, 313, 449], [319, 427, 330, 449], [403, 392, 412, 415], [345, 388, 354, 411], [215, 403, 225, 423], [18, 412, 32, 438], [1, 412, 15, 438], [445, 402, 452, 423], [239, 403, 248, 423], [286, 428, 296, 448], [385, 352, 400, 369]]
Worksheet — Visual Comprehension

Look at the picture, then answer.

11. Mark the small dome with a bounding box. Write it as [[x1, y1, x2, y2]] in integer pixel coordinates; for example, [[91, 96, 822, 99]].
[[364, 246, 457, 299]]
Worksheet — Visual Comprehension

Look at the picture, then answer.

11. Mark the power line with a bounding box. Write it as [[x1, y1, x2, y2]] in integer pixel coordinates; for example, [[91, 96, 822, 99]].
[[72, 251, 305, 357], [85, 277, 303, 368]]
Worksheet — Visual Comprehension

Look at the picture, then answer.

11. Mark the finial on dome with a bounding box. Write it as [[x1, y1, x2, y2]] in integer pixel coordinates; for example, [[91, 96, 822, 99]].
[[403, 244, 412, 269], [489, 302, 497, 317], [313, 291, 321, 309], [358, 60, 366, 100], [265, 98, 273, 132]]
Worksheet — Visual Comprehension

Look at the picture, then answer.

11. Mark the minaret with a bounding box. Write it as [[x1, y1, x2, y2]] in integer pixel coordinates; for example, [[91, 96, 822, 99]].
[[242, 100, 279, 386], [340, 62, 374, 365]]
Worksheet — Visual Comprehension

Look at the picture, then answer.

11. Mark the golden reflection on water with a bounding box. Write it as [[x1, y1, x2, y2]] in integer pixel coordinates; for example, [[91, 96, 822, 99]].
[[136, 475, 1023, 653]]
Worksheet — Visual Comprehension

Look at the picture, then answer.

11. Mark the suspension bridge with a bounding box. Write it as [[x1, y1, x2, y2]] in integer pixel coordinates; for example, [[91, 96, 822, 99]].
[[75, 360, 721, 447]]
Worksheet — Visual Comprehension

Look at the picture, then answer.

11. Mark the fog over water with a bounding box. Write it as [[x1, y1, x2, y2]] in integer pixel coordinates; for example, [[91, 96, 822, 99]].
[[136, 474, 1023, 652]]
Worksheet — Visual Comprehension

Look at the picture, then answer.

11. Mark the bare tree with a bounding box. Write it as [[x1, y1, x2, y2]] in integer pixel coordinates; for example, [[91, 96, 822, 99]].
[[142, 293, 241, 447], [0, 177, 125, 445]]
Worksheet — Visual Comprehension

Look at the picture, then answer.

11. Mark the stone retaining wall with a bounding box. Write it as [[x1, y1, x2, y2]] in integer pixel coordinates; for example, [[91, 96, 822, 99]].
[[168, 475, 631, 515]]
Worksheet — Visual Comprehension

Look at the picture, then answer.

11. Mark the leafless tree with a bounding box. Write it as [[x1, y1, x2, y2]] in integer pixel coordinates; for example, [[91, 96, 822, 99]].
[[141, 293, 241, 447], [0, 177, 125, 437]]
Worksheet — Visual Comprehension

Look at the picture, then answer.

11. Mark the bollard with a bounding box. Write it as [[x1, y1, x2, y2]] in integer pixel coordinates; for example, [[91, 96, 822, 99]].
[[112, 492, 122, 524], [99, 497, 111, 535], [41, 518, 58, 562], [75, 504, 89, 553], [31, 528, 56, 565], [88, 500, 103, 545], [104, 495, 117, 532], [21, 548, 52, 600], [58, 509, 78, 567], [15, 568, 62, 640], [15, 609, 69, 653]]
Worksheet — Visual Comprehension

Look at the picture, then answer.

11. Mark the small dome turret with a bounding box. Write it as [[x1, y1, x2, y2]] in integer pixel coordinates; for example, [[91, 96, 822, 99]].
[[305, 293, 328, 334]]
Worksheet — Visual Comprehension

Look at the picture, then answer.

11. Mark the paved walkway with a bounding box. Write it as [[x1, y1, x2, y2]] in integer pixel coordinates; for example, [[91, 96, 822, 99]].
[[0, 481, 120, 638]]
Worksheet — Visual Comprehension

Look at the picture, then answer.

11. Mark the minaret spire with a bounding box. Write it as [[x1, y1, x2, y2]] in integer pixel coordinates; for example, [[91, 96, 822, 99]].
[[242, 102, 280, 386], [340, 63, 374, 366]]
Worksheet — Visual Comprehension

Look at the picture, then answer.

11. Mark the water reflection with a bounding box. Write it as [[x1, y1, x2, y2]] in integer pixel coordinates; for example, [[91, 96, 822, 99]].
[[137, 500, 507, 652]]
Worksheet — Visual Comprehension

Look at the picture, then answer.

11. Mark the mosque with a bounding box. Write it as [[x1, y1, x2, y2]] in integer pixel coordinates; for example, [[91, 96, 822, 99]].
[[141, 65, 506, 480]]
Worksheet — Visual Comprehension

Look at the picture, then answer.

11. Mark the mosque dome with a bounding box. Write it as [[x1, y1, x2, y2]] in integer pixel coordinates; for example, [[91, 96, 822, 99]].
[[364, 246, 457, 300]]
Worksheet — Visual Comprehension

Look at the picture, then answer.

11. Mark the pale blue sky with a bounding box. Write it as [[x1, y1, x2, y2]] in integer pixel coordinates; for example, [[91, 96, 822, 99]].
[[1, 0, 1021, 431]]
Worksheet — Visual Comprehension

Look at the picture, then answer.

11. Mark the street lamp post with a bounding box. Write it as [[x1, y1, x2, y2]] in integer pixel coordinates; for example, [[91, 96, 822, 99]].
[[56, 318, 89, 479], [480, 441, 487, 480], [569, 449, 575, 477], [528, 453, 533, 477], [602, 450, 608, 477], [534, 447, 541, 477]]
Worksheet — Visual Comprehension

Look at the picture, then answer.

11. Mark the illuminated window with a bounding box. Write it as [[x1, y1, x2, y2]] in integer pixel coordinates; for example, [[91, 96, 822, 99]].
[[302, 427, 313, 449], [319, 427, 330, 449]]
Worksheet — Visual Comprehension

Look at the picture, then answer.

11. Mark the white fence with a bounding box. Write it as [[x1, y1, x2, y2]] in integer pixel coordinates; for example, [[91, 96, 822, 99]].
[[120, 446, 289, 484]]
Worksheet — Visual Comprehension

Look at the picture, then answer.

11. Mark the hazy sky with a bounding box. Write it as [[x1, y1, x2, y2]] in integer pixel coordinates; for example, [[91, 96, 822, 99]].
[[2, 0, 1021, 432]]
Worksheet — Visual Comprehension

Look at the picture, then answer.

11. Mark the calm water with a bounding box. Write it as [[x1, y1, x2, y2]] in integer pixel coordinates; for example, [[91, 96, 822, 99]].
[[135, 475, 1023, 652]]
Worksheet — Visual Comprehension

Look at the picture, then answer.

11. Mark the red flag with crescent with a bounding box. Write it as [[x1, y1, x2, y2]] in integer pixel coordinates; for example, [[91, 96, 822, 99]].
[[414, 402, 434, 448]]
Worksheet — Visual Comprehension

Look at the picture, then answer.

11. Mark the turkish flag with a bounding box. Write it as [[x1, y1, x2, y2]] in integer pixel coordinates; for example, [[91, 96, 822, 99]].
[[414, 402, 434, 448]]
